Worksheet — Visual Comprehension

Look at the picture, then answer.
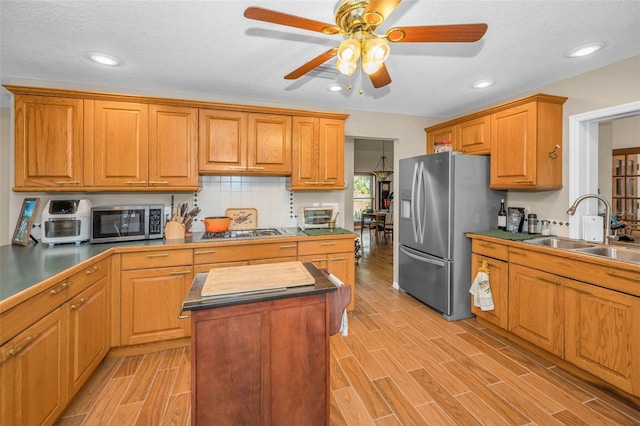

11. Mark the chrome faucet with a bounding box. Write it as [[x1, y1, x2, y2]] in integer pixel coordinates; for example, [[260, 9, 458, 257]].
[[566, 194, 613, 244]]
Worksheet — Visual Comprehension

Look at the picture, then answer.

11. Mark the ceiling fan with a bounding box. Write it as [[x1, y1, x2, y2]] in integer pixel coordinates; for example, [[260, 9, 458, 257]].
[[244, 0, 488, 89]]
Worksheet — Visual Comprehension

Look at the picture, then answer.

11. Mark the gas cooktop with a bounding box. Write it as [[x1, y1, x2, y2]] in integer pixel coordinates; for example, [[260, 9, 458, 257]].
[[199, 228, 289, 240]]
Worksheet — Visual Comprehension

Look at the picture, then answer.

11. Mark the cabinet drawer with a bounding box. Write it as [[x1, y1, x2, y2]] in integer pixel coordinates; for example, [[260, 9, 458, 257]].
[[121, 249, 193, 270], [0, 279, 69, 346], [193, 242, 297, 264], [298, 239, 354, 256], [472, 239, 508, 260], [67, 257, 109, 298]]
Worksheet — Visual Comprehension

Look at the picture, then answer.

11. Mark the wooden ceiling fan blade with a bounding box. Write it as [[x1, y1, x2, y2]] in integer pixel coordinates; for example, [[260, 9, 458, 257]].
[[284, 48, 338, 80], [363, 0, 402, 25], [386, 23, 488, 43], [369, 64, 392, 88], [244, 7, 340, 35]]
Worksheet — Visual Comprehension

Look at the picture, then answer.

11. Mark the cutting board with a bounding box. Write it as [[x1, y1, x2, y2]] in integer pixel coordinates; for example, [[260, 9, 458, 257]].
[[226, 208, 257, 230], [201, 261, 315, 297]]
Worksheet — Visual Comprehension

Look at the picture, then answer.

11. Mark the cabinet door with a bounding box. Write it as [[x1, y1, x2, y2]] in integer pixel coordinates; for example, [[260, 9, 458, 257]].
[[89, 100, 149, 187], [291, 116, 319, 188], [426, 126, 455, 154], [327, 252, 355, 312], [68, 276, 110, 397], [318, 118, 345, 189], [457, 116, 490, 155], [490, 102, 537, 188], [1, 306, 68, 426], [508, 264, 564, 357], [470, 253, 508, 329], [247, 113, 292, 174], [565, 280, 640, 397], [149, 104, 198, 188], [121, 266, 193, 345], [14, 95, 84, 189], [198, 109, 247, 173]]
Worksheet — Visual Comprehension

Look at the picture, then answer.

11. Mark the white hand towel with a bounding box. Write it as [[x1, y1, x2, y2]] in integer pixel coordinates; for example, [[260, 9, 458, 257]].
[[470, 270, 494, 311], [328, 273, 349, 336]]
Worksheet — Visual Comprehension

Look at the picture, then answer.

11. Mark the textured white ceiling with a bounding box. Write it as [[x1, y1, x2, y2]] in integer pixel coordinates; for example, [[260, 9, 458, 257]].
[[1, 0, 639, 118]]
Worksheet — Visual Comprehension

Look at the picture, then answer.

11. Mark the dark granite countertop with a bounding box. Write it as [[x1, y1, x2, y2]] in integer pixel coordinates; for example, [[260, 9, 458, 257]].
[[182, 263, 336, 312], [0, 227, 357, 308]]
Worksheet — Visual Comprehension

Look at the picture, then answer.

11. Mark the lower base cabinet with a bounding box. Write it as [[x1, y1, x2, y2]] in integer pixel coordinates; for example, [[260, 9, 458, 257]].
[[564, 280, 640, 396], [191, 294, 329, 425], [1, 306, 68, 425], [470, 252, 508, 329]]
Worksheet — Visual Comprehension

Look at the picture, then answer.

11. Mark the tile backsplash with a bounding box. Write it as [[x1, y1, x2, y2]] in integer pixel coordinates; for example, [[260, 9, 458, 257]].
[[192, 176, 302, 232]]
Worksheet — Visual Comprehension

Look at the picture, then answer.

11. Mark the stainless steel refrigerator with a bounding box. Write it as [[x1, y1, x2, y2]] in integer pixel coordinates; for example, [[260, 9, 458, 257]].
[[398, 151, 505, 321]]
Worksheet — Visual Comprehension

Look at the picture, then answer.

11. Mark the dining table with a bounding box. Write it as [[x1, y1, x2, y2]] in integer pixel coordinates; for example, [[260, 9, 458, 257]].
[[360, 211, 387, 239]]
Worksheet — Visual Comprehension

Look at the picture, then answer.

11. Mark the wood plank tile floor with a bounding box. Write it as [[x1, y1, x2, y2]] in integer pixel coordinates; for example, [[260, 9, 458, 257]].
[[58, 234, 640, 425]]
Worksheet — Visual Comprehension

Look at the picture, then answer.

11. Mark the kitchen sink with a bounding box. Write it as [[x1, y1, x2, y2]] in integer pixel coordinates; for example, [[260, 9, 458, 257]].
[[524, 237, 595, 250], [574, 246, 640, 263]]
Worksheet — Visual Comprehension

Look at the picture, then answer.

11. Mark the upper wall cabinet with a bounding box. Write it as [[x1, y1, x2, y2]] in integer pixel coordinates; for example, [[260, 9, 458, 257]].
[[198, 110, 292, 175], [14, 95, 84, 189], [425, 93, 567, 190], [288, 117, 345, 190]]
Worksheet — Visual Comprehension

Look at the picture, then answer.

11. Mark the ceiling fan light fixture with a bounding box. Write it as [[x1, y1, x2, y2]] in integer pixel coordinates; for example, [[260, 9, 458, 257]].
[[336, 58, 357, 76], [337, 38, 361, 62], [362, 37, 389, 75]]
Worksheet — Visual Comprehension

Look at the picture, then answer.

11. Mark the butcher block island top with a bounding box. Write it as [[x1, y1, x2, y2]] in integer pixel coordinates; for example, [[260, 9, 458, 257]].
[[186, 261, 349, 425]]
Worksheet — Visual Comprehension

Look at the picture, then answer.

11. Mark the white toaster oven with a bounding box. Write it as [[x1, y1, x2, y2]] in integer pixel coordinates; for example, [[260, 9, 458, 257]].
[[299, 207, 335, 229]]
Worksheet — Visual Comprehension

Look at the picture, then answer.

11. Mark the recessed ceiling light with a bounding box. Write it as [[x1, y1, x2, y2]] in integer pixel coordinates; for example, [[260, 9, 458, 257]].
[[327, 84, 344, 92], [89, 52, 120, 66], [566, 42, 604, 58], [472, 79, 495, 89]]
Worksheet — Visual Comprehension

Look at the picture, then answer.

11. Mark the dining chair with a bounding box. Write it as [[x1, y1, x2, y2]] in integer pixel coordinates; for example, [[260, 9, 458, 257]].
[[384, 212, 393, 240]]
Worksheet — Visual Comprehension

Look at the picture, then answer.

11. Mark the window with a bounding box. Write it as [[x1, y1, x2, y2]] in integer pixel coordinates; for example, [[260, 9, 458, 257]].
[[353, 173, 374, 225]]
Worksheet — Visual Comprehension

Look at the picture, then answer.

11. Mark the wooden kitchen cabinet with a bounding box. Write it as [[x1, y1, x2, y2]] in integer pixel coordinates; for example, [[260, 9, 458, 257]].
[[298, 237, 355, 311], [191, 293, 329, 425], [508, 263, 564, 357], [13, 95, 84, 190], [457, 115, 490, 155], [193, 241, 298, 273], [120, 249, 193, 345], [1, 305, 68, 426], [426, 125, 455, 154], [199, 109, 291, 175], [289, 116, 345, 190], [564, 279, 640, 396], [490, 96, 566, 190], [470, 238, 508, 329]]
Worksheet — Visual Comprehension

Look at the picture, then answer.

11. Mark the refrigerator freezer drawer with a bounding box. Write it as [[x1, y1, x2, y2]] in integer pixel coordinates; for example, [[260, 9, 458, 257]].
[[399, 246, 451, 315]]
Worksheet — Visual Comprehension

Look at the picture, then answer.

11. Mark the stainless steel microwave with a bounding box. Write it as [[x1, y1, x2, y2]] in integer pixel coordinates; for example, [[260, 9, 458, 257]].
[[90, 205, 165, 243]]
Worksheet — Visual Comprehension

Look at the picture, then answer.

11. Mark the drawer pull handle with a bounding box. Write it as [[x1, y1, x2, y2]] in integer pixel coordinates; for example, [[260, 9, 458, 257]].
[[320, 181, 336, 185], [246, 166, 265, 170], [170, 270, 192, 275], [478, 242, 495, 248], [535, 275, 561, 285], [85, 265, 101, 275], [510, 249, 526, 255], [229, 166, 246, 170], [478, 260, 496, 267], [320, 242, 336, 246], [70, 298, 88, 310], [304, 182, 322, 185], [4, 334, 40, 362], [148, 180, 169, 184], [146, 253, 170, 258], [55, 180, 80, 185], [178, 309, 191, 319], [514, 180, 534, 184], [310, 258, 325, 262], [194, 250, 216, 255], [126, 181, 148, 185], [279, 244, 297, 249], [50, 281, 69, 295], [331, 258, 346, 262], [607, 270, 640, 281]]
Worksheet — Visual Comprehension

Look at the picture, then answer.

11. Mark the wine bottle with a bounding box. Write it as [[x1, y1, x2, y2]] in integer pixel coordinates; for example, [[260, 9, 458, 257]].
[[497, 199, 507, 230]]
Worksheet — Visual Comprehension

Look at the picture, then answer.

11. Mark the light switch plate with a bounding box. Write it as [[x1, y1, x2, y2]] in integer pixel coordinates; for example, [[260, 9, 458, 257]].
[[582, 215, 604, 243]]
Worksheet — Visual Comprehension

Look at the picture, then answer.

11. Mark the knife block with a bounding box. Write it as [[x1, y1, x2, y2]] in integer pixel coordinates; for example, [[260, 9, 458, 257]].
[[164, 220, 185, 240]]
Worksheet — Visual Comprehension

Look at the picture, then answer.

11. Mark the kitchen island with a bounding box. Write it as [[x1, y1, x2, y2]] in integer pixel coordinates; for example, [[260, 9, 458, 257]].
[[184, 263, 346, 426]]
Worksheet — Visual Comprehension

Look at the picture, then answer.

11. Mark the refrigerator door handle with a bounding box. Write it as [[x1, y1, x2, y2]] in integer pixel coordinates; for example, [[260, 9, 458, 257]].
[[411, 162, 419, 243], [416, 162, 426, 244], [400, 246, 445, 267]]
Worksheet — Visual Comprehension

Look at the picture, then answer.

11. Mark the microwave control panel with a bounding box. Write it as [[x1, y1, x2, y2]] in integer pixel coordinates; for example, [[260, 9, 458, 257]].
[[149, 206, 164, 236]]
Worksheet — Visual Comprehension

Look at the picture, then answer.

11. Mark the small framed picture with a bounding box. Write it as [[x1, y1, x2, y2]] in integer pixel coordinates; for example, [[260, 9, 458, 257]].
[[12, 198, 40, 246]]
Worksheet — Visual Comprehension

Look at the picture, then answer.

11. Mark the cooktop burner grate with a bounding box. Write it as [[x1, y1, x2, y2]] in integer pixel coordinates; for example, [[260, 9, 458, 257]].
[[201, 228, 286, 239]]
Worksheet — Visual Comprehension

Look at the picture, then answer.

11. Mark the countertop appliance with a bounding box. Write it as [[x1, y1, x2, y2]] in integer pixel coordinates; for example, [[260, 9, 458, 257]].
[[398, 151, 505, 321], [299, 207, 335, 230], [90, 205, 164, 243], [41, 199, 92, 245]]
